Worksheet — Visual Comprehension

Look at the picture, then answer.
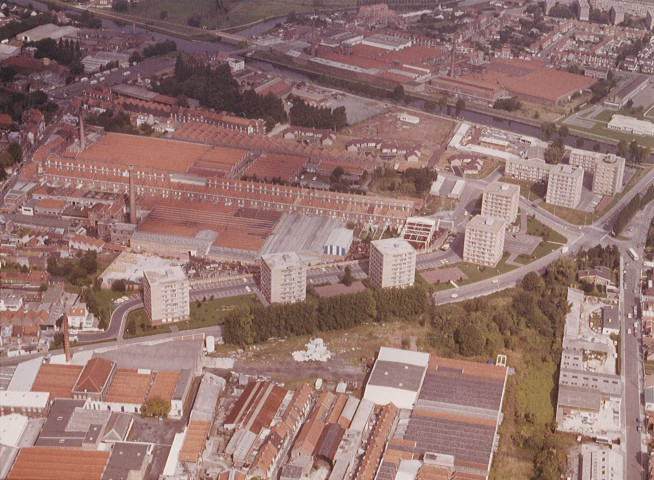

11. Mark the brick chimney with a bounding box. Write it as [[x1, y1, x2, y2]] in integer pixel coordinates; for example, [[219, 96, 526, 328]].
[[63, 316, 72, 363], [79, 107, 86, 151], [128, 164, 137, 224]]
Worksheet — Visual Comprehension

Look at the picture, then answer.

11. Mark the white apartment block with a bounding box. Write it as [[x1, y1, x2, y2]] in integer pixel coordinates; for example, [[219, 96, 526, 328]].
[[505, 157, 553, 182], [546, 164, 583, 209], [569, 148, 625, 195], [481, 181, 520, 224], [143, 266, 190, 325], [369, 238, 416, 289], [260, 252, 307, 304], [463, 215, 505, 267]]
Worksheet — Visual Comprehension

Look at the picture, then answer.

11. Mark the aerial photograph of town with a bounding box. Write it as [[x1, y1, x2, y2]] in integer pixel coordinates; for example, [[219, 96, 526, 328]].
[[5, 0, 654, 479]]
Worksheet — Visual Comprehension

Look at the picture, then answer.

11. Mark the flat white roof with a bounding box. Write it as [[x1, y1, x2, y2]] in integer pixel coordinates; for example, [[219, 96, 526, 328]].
[[7, 357, 43, 392], [377, 346, 429, 367], [608, 114, 654, 134], [261, 251, 305, 269], [144, 265, 187, 285], [0, 414, 28, 448], [0, 391, 49, 409], [371, 238, 416, 256]]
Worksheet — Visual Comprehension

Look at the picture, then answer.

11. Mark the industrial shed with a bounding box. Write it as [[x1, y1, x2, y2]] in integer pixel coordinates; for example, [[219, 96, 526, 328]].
[[323, 228, 354, 257], [362, 347, 429, 410]]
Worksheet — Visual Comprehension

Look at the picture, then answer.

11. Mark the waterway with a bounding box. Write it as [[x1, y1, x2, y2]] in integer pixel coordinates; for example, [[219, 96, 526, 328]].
[[14, 0, 616, 153], [246, 58, 616, 153]]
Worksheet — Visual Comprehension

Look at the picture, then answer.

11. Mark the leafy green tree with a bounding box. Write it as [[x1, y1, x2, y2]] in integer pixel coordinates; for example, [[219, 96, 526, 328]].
[[617, 139, 629, 158], [455, 323, 485, 356], [8, 142, 22, 163], [111, 279, 126, 292], [342, 266, 353, 286], [522, 271, 545, 294], [575, 136, 585, 148], [455, 98, 466, 117], [140, 396, 171, 417], [79, 250, 98, 275], [392, 85, 404, 101], [438, 96, 447, 112], [224, 308, 255, 345]]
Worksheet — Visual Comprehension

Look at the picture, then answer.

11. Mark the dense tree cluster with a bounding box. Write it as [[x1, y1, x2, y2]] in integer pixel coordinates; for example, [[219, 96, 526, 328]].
[[47, 251, 98, 286], [616, 138, 649, 163], [616, 35, 650, 66], [142, 39, 177, 59], [74, 10, 102, 29], [493, 97, 522, 112], [0, 88, 58, 123], [224, 286, 426, 346], [112, 0, 130, 13], [0, 12, 50, 41], [371, 167, 437, 197], [646, 218, 654, 260], [140, 396, 171, 417], [576, 244, 620, 272], [288, 95, 347, 131], [590, 72, 617, 103], [30, 38, 82, 70], [153, 55, 286, 131], [0, 142, 23, 179], [612, 182, 654, 235], [576, 245, 619, 294], [85, 110, 141, 135]]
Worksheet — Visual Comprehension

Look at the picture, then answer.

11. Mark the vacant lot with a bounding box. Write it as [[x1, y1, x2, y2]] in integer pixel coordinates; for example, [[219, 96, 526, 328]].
[[124, 294, 259, 339], [334, 109, 456, 164]]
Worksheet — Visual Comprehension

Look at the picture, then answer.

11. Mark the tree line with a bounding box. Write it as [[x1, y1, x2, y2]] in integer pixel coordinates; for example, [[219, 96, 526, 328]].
[[612, 182, 654, 236], [288, 94, 347, 131], [224, 285, 427, 346], [0, 88, 59, 123], [130, 40, 177, 63], [151, 55, 287, 131]]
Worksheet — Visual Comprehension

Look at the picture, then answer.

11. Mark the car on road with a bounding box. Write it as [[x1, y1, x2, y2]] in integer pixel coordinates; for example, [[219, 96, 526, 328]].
[[628, 328, 632, 334], [492, 279, 499, 284], [451, 293, 458, 299], [245, 286, 251, 292]]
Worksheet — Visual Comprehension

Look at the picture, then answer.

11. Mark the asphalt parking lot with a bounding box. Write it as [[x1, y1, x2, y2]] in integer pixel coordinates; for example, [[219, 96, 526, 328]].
[[504, 233, 541, 255]]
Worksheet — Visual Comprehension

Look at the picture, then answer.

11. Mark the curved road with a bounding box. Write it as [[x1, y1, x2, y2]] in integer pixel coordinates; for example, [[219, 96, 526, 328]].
[[77, 298, 143, 343]]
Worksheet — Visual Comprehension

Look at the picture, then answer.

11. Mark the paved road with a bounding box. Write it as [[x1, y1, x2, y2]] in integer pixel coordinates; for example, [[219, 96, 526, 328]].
[[0, 324, 222, 367], [77, 298, 143, 343], [619, 199, 654, 480]]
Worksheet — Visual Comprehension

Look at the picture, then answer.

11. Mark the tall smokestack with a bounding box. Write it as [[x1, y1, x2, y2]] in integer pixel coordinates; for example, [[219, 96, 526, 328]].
[[450, 38, 456, 77], [129, 164, 137, 224], [79, 107, 86, 151], [132, 22, 136, 35], [63, 316, 72, 363]]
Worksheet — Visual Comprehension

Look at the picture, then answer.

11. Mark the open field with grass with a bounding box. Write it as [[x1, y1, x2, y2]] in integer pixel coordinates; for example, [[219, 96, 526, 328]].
[[431, 253, 517, 292], [125, 0, 356, 30], [526, 216, 567, 244]]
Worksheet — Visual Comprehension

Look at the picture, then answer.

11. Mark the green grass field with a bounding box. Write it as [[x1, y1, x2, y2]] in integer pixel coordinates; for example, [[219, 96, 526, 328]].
[[526, 216, 567, 244], [126, 0, 356, 30]]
